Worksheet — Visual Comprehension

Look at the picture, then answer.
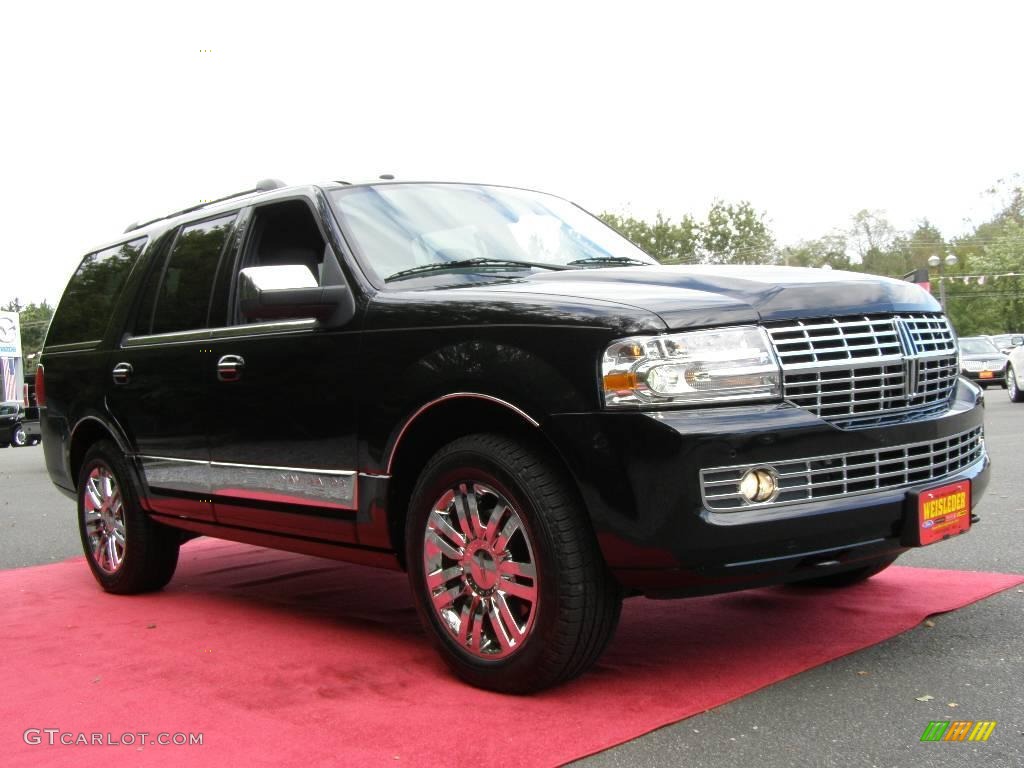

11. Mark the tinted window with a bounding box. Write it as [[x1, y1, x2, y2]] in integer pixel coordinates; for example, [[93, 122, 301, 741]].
[[150, 215, 236, 335], [47, 238, 147, 346]]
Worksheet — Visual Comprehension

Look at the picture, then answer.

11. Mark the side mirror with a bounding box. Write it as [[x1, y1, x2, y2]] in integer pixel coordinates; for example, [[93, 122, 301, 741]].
[[238, 265, 351, 324]]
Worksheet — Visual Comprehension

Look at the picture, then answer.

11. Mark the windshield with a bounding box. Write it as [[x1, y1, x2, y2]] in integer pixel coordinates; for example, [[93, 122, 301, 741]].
[[0, 404, 17, 415], [329, 183, 657, 283], [959, 338, 999, 355]]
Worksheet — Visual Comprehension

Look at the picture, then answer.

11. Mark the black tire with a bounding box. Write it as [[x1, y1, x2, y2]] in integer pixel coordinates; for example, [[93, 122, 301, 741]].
[[77, 440, 180, 594], [29, 437, 41, 446], [1008, 366, 1024, 402], [406, 433, 622, 693], [796, 555, 898, 588], [11, 424, 27, 447]]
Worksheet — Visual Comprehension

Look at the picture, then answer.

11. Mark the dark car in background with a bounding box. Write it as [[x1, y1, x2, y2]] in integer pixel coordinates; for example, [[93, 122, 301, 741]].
[[38, 179, 989, 692], [0, 401, 40, 447], [958, 336, 1007, 388]]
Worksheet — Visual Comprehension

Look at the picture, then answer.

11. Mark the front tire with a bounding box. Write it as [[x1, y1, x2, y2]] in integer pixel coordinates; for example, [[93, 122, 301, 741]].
[[1009, 366, 1024, 402], [11, 424, 26, 447], [406, 433, 621, 693], [77, 440, 180, 594]]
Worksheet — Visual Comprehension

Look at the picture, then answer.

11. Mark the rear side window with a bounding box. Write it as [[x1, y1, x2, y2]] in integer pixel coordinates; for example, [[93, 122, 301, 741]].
[[148, 214, 237, 335], [47, 238, 147, 346]]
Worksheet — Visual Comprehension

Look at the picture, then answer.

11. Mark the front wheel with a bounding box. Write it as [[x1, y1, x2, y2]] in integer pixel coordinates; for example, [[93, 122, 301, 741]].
[[406, 433, 621, 693], [1008, 366, 1024, 402], [11, 424, 27, 447], [77, 441, 180, 594]]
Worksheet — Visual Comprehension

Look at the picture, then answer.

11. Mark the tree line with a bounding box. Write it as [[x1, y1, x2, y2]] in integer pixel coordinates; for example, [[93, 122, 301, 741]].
[[598, 176, 1024, 336]]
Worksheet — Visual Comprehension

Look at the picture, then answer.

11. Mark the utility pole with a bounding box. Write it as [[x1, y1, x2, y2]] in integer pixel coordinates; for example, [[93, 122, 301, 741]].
[[928, 254, 958, 310]]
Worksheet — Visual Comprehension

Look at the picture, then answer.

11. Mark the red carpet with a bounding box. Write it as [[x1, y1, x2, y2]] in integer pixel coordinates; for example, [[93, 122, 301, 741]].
[[3, 540, 1021, 768]]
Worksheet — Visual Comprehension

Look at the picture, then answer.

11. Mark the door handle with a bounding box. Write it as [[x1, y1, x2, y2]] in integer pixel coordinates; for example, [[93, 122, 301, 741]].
[[111, 362, 133, 385], [217, 354, 245, 382]]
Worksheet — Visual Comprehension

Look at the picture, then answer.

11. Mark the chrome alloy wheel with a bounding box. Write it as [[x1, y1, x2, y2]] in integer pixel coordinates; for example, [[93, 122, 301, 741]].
[[82, 465, 127, 574], [423, 482, 539, 659]]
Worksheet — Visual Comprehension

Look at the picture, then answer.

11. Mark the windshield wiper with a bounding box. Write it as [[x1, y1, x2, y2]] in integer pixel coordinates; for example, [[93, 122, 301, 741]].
[[385, 258, 569, 283], [566, 256, 652, 267]]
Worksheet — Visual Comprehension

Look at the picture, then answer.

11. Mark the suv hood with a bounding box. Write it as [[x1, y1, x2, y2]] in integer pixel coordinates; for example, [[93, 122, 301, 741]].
[[487, 264, 942, 329]]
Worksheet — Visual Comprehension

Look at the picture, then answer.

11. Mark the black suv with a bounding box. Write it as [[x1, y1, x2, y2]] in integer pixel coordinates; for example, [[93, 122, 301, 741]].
[[40, 180, 989, 692]]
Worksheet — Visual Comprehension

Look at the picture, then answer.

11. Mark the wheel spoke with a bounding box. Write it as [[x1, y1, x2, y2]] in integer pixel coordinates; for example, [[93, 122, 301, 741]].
[[431, 582, 464, 611], [482, 502, 504, 545], [426, 565, 463, 591], [457, 596, 481, 646], [105, 536, 119, 570], [425, 529, 463, 561], [470, 602, 484, 650], [92, 535, 106, 566], [86, 480, 103, 511], [499, 578, 537, 603], [464, 484, 486, 538], [427, 510, 465, 550], [493, 592, 524, 644], [487, 599, 514, 652], [452, 484, 476, 540], [498, 558, 536, 580], [100, 473, 114, 502], [494, 515, 520, 553]]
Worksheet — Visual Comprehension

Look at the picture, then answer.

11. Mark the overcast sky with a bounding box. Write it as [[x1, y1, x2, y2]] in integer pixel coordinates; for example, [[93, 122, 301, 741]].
[[2, 0, 1022, 305]]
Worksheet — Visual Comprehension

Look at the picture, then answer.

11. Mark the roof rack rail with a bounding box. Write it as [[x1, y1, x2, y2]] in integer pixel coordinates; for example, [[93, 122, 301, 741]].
[[124, 178, 287, 233]]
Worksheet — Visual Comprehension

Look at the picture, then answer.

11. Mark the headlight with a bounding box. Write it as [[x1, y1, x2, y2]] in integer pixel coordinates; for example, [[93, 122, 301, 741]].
[[602, 326, 782, 407]]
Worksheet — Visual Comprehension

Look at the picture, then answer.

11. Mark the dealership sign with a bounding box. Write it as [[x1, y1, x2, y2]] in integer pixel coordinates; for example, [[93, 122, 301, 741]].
[[0, 311, 22, 402]]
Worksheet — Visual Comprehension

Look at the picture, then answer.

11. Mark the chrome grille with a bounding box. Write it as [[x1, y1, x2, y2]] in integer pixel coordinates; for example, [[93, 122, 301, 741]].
[[701, 426, 984, 511], [765, 314, 958, 427]]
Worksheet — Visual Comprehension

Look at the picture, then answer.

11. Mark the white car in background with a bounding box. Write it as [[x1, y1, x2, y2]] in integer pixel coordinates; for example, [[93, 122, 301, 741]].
[[1007, 345, 1024, 402]]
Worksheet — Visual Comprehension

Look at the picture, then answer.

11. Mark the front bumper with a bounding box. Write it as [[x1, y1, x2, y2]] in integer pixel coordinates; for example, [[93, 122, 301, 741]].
[[961, 369, 1005, 386], [546, 379, 989, 597]]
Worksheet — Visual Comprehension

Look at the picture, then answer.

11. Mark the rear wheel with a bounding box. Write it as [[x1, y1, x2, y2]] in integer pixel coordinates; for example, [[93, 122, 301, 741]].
[[11, 424, 26, 447], [406, 433, 621, 693], [77, 441, 180, 594], [1009, 366, 1024, 402], [797, 555, 898, 588]]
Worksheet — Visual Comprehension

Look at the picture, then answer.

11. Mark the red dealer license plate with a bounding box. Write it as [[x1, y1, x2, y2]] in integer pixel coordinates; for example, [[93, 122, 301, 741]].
[[912, 481, 971, 546]]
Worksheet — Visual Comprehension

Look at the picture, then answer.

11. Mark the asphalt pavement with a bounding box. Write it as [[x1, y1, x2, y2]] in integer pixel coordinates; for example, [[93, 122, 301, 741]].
[[2, 395, 1022, 767]]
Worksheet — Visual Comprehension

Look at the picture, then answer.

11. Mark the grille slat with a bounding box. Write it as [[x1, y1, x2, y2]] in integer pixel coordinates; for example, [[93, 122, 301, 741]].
[[765, 313, 958, 428], [700, 427, 984, 511]]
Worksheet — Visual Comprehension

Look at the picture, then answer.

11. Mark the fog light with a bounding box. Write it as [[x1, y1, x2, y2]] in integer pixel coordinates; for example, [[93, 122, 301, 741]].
[[738, 468, 778, 503]]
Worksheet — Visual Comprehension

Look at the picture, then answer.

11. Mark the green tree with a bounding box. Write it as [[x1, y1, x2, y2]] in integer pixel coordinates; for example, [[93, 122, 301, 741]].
[[779, 233, 852, 269], [599, 212, 699, 263], [699, 201, 775, 264], [1, 299, 54, 362], [943, 178, 1024, 335], [601, 200, 775, 266]]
